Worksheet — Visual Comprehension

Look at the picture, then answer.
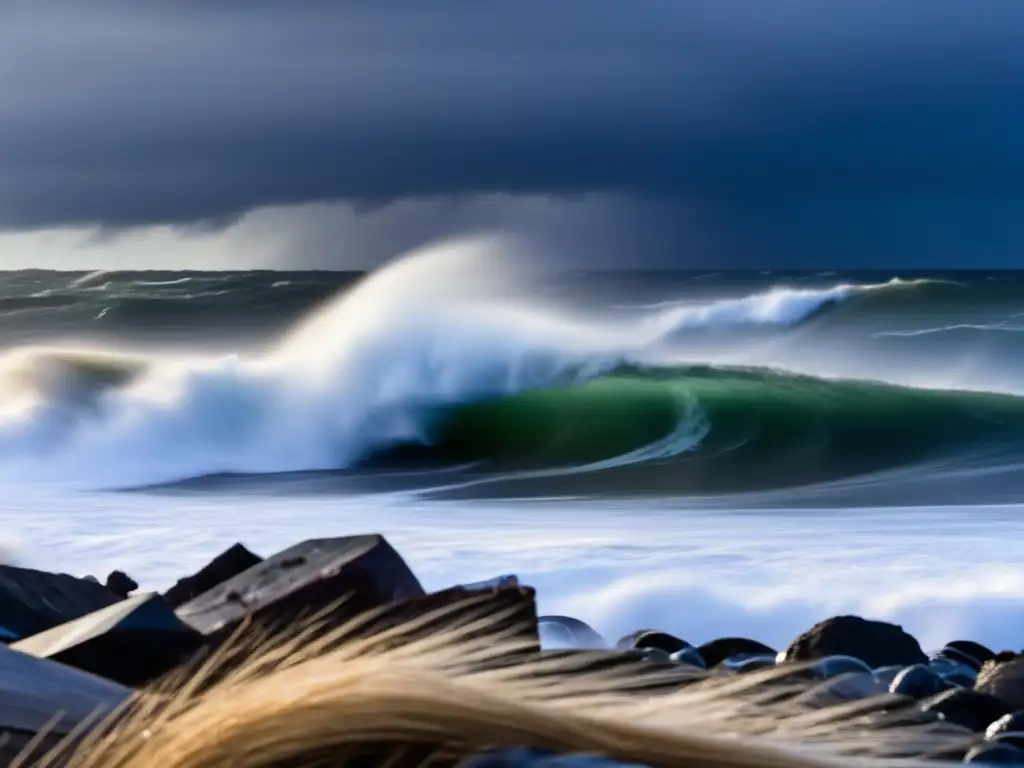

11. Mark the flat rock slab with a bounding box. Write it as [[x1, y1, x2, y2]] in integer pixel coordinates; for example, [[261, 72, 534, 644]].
[[176, 535, 425, 640], [0, 644, 131, 756], [13, 592, 205, 687], [163, 543, 263, 609], [0, 565, 120, 641]]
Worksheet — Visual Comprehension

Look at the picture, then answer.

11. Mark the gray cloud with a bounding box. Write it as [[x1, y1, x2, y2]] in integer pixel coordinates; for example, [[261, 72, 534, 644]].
[[2, 1, 1023, 229]]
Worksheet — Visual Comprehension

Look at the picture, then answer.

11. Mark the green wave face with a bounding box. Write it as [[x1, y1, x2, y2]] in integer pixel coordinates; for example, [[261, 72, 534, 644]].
[[384, 367, 1024, 491]]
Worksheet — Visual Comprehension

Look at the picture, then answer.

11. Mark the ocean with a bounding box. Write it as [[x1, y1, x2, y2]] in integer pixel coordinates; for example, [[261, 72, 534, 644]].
[[2, 241, 1023, 654]]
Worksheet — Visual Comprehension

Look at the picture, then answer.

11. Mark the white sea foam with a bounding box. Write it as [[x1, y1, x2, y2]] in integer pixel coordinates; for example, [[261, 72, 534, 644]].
[[3, 491, 1022, 654]]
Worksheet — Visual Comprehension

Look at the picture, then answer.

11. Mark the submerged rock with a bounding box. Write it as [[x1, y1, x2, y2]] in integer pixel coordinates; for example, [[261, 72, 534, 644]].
[[783, 615, 927, 669], [163, 542, 263, 609], [175, 535, 424, 640], [12, 591, 205, 686]]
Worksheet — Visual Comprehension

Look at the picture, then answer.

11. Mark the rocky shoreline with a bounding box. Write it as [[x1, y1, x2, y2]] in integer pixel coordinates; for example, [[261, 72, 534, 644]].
[[2, 534, 1023, 766]]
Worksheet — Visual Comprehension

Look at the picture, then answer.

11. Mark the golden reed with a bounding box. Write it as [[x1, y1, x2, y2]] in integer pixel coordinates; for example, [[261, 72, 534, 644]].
[[24, 599, 974, 768]]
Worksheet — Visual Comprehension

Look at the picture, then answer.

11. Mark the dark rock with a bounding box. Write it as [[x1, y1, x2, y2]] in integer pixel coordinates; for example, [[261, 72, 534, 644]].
[[939, 640, 995, 672], [175, 535, 424, 640], [920, 689, 1012, 733], [928, 656, 977, 687], [809, 654, 874, 679], [889, 664, 952, 700], [792, 671, 886, 708], [697, 637, 777, 669], [163, 542, 263, 609], [538, 615, 607, 648], [12, 591, 206, 686], [978, 654, 1024, 711], [669, 646, 707, 669], [0, 565, 119, 641], [873, 665, 906, 686], [783, 615, 927, 669], [618, 630, 689, 655], [0, 644, 130, 763], [967, 740, 1024, 764], [104, 570, 138, 598], [461, 574, 520, 590], [988, 712, 1024, 745]]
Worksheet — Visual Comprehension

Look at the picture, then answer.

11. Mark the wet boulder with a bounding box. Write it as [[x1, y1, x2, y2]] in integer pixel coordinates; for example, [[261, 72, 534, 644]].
[[889, 664, 952, 700], [538, 615, 607, 649], [175, 535, 424, 641], [163, 542, 263, 609], [12, 592, 205, 687], [697, 637, 776, 669], [0, 565, 120, 641], [977, 654, 1024, 711], [920, 689, 1012, 733], [615, 630, 690, 655], [783, 615, 927, 669]]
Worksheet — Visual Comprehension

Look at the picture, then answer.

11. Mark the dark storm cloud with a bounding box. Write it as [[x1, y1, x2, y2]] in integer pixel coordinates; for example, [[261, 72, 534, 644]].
[[2, 0, 1024, 256]]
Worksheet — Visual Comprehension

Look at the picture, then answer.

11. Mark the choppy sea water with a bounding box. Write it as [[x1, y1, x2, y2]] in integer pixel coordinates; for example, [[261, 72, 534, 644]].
[[1, 239, 1023, 650]]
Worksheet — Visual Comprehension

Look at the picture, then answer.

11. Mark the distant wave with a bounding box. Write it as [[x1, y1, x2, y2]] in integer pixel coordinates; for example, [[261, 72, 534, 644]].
[[0, 242, 1017, 493], [647, 278, 957, 336]]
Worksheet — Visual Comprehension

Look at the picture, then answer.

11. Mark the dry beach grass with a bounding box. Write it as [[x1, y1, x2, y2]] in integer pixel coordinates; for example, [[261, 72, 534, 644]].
[[27, 602, 974, 768]]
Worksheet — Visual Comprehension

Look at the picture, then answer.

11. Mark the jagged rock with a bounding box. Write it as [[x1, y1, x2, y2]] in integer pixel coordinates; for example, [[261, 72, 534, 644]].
[[0, 644, 130, 764], [921, 689, 1012, 733], [978, 655, 1024, 711], [0, 565, 119, 641], [176, 535, 424, 641], [13, 592, 205, 686], [783, 615, 927, 669], [163, 543, 263, 609], [105, 570, 138, 598], [697, 637, 776, 668]]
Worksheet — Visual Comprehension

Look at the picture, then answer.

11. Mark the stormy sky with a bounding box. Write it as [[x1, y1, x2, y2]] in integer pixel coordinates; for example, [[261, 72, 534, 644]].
[[2, 1, 1023, 269]]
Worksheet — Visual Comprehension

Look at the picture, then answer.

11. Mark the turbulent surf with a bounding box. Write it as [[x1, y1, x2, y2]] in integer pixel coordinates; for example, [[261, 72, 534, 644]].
[[1, 239, 1023, 499]]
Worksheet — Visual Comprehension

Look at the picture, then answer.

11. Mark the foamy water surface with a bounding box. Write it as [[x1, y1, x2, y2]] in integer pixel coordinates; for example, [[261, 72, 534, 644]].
[[3, 489, 1022, 654]]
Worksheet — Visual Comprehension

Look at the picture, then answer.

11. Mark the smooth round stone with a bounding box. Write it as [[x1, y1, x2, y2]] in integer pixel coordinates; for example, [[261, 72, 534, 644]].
[[719, 654, 777, 674], [809, 654, 874, 679], [928, 656, 978, 687], [793, 671, 887, 707], [669, 646, 707, 669], [942, 640, 996, 672], [889, 664, 952, 700], [873, 664, 907, 686], [920, 689, 1012, 733], [697, 637, 777, 669], [538, 616, 608, 649], [965, 742, 1024, 765], [628, 630, 692, 655], [988, 712, 1024, 747]]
